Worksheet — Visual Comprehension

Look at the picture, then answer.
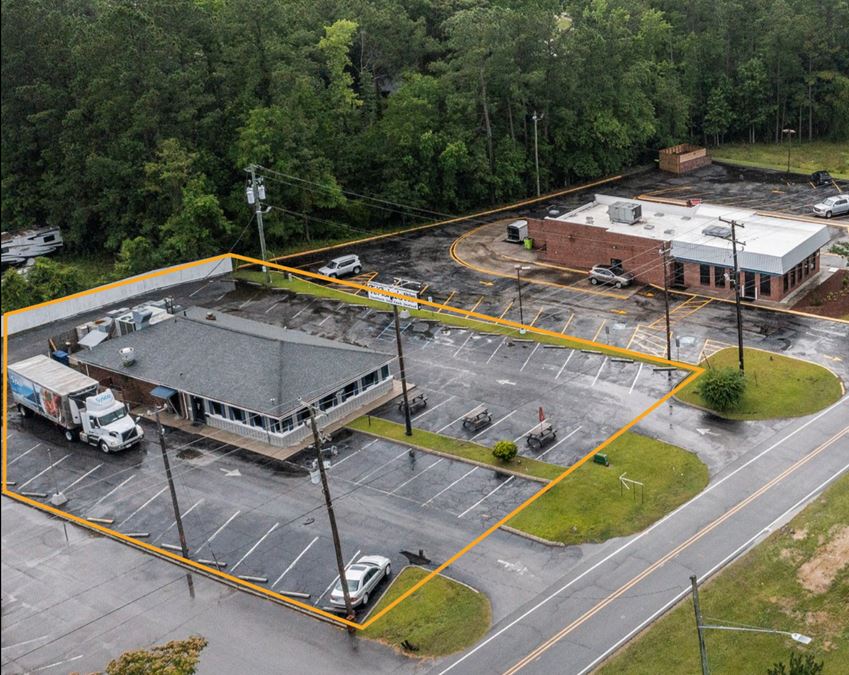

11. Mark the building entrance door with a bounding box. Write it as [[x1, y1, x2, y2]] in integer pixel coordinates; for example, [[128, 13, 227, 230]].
[[743, 271, 757, 300], [672, 261, 685, 288], [191, 396, 206, 423]]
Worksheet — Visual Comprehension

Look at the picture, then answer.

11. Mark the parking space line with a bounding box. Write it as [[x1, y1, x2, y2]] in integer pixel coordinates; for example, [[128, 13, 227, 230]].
[[555, 350, 576, 379], [318, 314, 332, 326], [214, 292, 228, 302], [513, 423, 541, 444], [498, 301, 514, 319], [88, 474, 135, 511], [452, 331, 476, 358], [529, 307, 544, 327], [198, 510, 241, 552], [422, 467, 478, 506], [8, 443, 41, 465], [121, 486, 169, 526], [272, 536, 320, 589], [318, 550, 362, 604], [332, 439, 379, 468], [412, 396, 453, 422], [290, 300, 315, 321], [457, 477, 515, 518], [438, 412, 472, 433], [591, 358, 608, 387], [156, 499, 204, 542], [390, 458, 444, 494], [375, 319, 395, 340], [471, 410, 517, 440], [538, 426, 582, 459], [468, 296, 484, 313], [238, 292, 260, 309], [264, 300, 281, 314], [485, 336, 508, 364], [591, 320, 607, 343], [231, 522, 280, 572], [561, 313, 575, 333], [437, 291, 456, 313], [17, 454, 71, 490], [520, 343, 541, 372], [628, 363, 644, 395], [62, 464, 103, 493], [355, 449, 409, 483]]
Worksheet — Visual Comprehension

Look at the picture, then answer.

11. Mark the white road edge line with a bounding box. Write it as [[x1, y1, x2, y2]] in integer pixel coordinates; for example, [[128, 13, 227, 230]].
[[17, 455, 71, 490], [272, 537, 320, 589], [317, 549, 361, 604], [437, 398, 848, 674], [231, 522, 280, 573], [458, 476, 515, 519], [423, 467, 478, 507]]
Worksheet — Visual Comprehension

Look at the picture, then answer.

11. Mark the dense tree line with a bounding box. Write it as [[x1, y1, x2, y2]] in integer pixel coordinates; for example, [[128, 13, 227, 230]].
[[2, 0, 847, 267]]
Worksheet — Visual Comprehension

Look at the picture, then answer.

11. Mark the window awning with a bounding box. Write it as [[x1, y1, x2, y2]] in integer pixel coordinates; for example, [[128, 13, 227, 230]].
[[150, 385, 178, 399]]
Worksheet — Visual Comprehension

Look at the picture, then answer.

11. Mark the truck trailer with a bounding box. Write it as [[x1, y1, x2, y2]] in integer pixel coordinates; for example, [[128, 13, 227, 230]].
[[9, 355, 143, 452]]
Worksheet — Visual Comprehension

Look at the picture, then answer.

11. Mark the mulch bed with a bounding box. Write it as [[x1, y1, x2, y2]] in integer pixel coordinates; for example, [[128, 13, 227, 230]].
[[792, 269, 849, 319]]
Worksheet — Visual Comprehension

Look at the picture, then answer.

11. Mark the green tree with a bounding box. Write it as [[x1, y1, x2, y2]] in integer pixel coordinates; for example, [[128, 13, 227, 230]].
[[492, 440, 518, 463], [105, 635, 207, 675], [829, 243, 849, 264], [115, 236, 161, 277], [704, 78, 734, 146], [767, 652, 824, 675], [697, 367, 746, 412], [159, 178, 232, 262], [1, 268, 35, 313]]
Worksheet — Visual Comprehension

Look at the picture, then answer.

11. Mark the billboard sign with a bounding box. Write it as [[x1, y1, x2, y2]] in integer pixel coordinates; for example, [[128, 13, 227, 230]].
[[367, 281, 420, 310]]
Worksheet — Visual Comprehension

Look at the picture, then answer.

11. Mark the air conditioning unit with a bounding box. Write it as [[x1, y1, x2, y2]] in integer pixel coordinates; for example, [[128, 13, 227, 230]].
[[607, 202, 642, 225]]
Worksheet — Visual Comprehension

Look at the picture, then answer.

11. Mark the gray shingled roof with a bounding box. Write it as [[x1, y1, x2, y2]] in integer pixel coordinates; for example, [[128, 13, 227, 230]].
[[75, 314, 392, 416]]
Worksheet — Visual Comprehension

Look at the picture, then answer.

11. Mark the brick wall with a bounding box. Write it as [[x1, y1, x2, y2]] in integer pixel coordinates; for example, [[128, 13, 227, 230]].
[[72, 362, 161, 410]]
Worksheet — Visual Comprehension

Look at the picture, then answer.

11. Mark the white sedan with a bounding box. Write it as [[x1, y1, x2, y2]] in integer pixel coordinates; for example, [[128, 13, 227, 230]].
[[329, 555, 392, 608]]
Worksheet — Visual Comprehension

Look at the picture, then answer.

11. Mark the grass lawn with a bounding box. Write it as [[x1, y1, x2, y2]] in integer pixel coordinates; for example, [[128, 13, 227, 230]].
[[347, 415, 565, 481], [597, 472, 849, 675], [677, 348, 843, 420], [711, 141, 849, 179], [507, 432, 708, 545], [234, 269, 644, 359], [362, 566, 491, 656]]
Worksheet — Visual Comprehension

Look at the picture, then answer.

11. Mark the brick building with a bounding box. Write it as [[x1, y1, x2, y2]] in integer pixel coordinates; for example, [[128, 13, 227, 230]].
[[528, 195, 830, 302]]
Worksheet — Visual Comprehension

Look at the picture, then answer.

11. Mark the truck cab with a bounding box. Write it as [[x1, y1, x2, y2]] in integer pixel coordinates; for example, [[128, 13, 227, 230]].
[[73, 389, 143, 452]]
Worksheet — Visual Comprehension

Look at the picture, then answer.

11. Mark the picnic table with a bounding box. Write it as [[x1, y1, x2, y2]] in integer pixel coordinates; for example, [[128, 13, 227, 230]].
[[399, 392, 428, 414], [462, 404, 492, 431], [526, 421, 556, 450]]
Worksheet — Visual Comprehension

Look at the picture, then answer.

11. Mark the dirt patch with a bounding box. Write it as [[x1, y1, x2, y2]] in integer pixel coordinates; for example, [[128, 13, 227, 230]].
[[791, 527, 809, 541], [797, 525, 849, 593], [792, 269, 849, 319]]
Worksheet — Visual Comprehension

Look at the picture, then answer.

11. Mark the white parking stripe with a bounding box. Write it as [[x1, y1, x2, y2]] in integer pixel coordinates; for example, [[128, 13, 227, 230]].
[[290, 301, 315, 320], [422, 467, 478, 506], [486, 337, 508, 364], [514, 423, 542, 444], [355, 450, 409, 484], [332, 439, 379, 468], [520, 343, 541, 372], [556, 350, 576, 379], [390, 459, 444, 494], [8, 443, 41, 465], [452, 332, 475, 359], [231, 522, 280, 572], [538, 426, 583, 459], [412, 396, 453, 422], [62, 464, 103, 493], [457, 476, 515, 518], [628, 362, 644, 395], [591, 357, 608, 387], [264, 300, 281, 314], [198, 510, 241, 552], [472, 410, 517, 440], [438, 412, 471, 433], [155, 499, 204, 541], [88, 474, 135, 511], [272, 536, 319, 589], [17, 455, 71, 490], [121, 486, 169, 526], [318, 549, 361, 604]]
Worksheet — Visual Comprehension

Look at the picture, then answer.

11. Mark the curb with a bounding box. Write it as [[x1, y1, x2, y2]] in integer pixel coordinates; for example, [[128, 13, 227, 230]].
[[499, 524, 566, 547]]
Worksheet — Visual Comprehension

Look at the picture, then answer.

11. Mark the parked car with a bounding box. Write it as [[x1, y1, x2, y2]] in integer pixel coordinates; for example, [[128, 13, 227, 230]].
[[588, 265, 635, 288], [813, 195, 849, 219], [318, 255, 362, 278], [810, 170, 833, 187], [329, 555, 391, 608]]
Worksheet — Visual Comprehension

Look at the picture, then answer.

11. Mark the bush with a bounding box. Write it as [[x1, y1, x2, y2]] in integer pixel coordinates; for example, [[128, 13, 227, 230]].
[[697, 366, 746, 411], [104, 635, 207, 675], [767, 652, 824, 675], [492, 440, 518, 463]]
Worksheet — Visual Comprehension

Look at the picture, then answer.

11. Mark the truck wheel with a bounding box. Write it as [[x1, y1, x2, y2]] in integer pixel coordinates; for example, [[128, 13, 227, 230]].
[[64, 428, 78, 442], [99, 440, 111, 454], [18, 404, 31, 418]]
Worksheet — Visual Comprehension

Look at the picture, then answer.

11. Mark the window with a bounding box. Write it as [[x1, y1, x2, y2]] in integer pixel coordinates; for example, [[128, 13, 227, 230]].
[[380, 364, 390, 380], [699, 264, 711, 286], [207, 400, 224, 416], [43, 234, 55, 243], [268, 418, 281, 434], [783, 273, 789, 293], [790, 268, 796, 286], [229, 407, 246, 423], [249, 413, 264, 428], [759, 274, 771, 296], [281, 416, 294, 432], [714, 267, 726, 288], [803, 258, 810, 276], [362, 371, 378, 389], [318, 392, 337, 411], [341, 381, 359, 402], [296, 408, 310, 426]]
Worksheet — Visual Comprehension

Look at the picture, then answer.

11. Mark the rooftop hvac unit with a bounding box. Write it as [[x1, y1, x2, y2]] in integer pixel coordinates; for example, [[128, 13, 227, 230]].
[[119, 346, 136, 366], [608, 202, 642, 225]]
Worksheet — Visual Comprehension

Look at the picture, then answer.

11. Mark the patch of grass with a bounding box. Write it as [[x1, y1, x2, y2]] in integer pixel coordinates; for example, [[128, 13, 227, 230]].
[[711, 141, 849, 179], [508, 432, 708, 545], [596, 472, 849, 675], [234, 269, 642, 359], [677, 348, 843, 420], [362, 566, 491, 657], [347, 415, 564, 481]]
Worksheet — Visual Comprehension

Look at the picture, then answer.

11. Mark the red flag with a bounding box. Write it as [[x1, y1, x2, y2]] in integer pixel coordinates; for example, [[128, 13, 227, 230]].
[[538, 406, 545, 422]]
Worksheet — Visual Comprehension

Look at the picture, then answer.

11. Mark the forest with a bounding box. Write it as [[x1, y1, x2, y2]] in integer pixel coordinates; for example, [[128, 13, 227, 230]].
[[2, 0, 848, 277]]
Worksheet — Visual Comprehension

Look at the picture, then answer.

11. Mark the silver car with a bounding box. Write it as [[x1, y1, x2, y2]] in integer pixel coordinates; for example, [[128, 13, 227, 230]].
[[318, 254, 362, 278], [329, 555, 391, 608], [813, 195, 849, 218], [589, 265, 635, 288]]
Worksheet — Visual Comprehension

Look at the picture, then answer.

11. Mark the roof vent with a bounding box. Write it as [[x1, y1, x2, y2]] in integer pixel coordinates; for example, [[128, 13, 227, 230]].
[[664, 228, 675, 235], [608, 201, 642, 225], [119, 347, 135, 367], [643, 224, 655, 230], [586, 216, 594, 224], [206, 312, 216, 321], [655, 212, 665, 217]]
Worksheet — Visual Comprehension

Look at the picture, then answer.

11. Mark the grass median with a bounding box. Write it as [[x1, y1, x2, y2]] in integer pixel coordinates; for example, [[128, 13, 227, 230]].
[[347, 415, 565, 481], [507, 432, 709, 545], [711, 140, 849, 179], [596, 472, 849, 674], [677, 348, 843, 420], [362, 566, 491, 656]]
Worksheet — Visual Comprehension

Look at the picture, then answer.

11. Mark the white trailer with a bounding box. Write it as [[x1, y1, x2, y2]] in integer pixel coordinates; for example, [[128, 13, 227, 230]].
[[8, 355, 143, 452]]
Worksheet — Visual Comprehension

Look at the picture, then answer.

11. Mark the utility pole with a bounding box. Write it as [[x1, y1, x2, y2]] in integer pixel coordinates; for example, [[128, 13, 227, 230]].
[[532, 111, 544, 196], [154, 407, 194, 597], [246, 164, 270, 285], [305, 404, 355, 623], [515, 265, 530, 332], [719, 217, 746, 372], [691, 575, 710, 675], [661, 243, 672, 361], [393, 304, 413, 436]]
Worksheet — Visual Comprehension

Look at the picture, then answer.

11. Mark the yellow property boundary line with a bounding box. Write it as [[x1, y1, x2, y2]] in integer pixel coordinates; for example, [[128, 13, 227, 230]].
[[2, 253, 703, 632]]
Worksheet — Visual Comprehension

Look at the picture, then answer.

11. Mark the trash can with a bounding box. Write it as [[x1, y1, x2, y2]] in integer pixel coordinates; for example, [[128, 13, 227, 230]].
[[593, 452, 609, 467], [523, 237, 534, 250]]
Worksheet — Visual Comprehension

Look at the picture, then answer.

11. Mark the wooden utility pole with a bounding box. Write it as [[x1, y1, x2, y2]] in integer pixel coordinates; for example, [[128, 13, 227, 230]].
[[661, 244, 672, 362], [691, 575, 710, 675], [393, 304, 412, 436], [305, 404, 355, 622], [247, 164, 270, 286]]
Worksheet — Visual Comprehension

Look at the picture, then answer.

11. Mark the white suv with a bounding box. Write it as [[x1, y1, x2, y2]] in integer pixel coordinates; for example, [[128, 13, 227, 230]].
[[318, 255, 362, 278], [813, 196, 849, 219]]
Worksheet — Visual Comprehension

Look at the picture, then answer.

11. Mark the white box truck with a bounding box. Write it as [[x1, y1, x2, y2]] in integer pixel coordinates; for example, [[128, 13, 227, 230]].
[[9, 355, 143, 452]]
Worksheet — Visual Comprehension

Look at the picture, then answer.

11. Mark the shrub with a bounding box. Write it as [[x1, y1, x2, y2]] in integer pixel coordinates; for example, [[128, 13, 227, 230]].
[[105, 635, 208, 675], [492, 440, 518, 463], [697, 366, 746, 411]]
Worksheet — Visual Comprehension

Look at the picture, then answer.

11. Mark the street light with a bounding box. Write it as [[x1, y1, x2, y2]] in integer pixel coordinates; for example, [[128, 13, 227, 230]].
[[782, 128, 796, 174], [515, 265, 531, 333]]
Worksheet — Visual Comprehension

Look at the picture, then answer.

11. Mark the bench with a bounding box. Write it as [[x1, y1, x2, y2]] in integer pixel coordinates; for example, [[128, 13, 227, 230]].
[[398, 393, 428, 415], [526, 421, 556, 450], [462, 405, 492, 431]]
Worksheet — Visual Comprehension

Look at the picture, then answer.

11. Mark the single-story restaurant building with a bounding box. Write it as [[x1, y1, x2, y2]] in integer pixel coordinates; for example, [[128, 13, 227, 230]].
[[528, 194, 831, 301], [71, 307, 395, 449]]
